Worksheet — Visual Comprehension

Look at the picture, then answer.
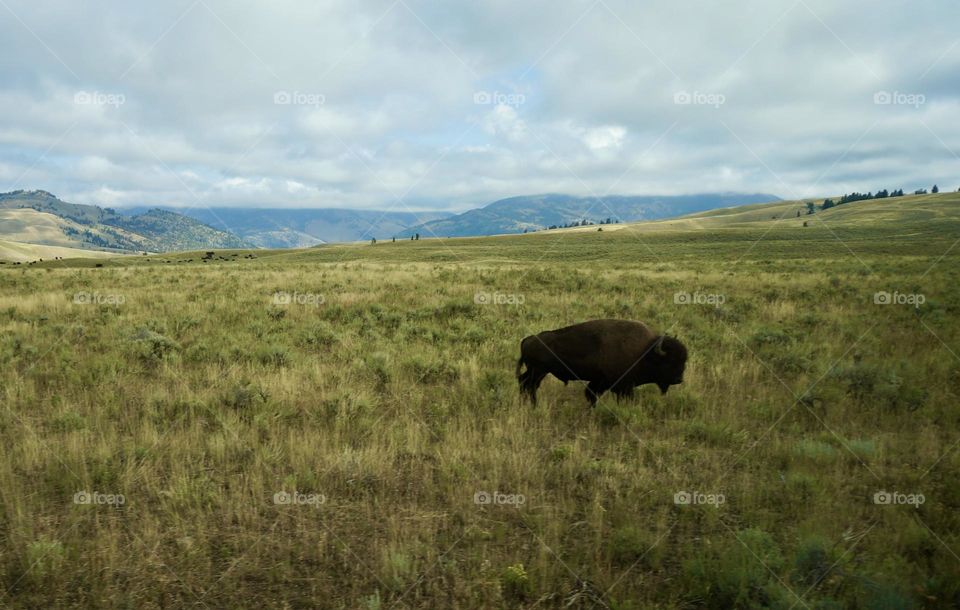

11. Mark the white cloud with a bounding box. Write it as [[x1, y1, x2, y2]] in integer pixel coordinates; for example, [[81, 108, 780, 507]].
[[0, 0, 956, 210], [581, 126, 626, 151], [481, 104, 527, 142]]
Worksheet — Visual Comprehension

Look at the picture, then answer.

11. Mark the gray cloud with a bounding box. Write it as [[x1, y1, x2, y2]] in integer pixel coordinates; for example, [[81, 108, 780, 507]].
[[0, 0, 957, 211]]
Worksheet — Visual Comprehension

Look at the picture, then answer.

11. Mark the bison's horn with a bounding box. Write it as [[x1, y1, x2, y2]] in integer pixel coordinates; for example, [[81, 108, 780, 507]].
[[654, 335, 667, 355]]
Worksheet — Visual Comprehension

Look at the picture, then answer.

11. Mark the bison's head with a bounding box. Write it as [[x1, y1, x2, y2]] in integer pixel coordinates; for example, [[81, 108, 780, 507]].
[[650, 335, 687, 394]]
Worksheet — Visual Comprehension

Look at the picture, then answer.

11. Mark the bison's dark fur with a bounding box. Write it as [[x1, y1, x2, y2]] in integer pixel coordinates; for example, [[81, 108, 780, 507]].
[[516, 319, 687, 406]]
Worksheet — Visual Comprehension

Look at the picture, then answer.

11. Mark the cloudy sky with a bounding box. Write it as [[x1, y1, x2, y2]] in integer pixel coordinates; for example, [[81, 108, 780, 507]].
[[0, 0, 957, 212]]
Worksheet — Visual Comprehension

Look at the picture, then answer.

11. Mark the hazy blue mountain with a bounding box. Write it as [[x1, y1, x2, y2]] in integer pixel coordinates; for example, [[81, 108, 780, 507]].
[[126, 207, 453, 247], [399, 193, 780, 238]]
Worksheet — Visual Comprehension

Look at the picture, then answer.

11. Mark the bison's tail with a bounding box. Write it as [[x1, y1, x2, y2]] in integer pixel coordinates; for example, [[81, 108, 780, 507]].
[[515, 356, 525, 379]]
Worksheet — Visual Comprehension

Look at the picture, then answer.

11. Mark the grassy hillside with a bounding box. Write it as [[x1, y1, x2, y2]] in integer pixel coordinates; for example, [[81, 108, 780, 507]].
[[0, 209, 83, 248], [674, 191, 958, 227], [0, 208, 141, 253], [1, 193, 958, 608], [0, 238, 119, 263]]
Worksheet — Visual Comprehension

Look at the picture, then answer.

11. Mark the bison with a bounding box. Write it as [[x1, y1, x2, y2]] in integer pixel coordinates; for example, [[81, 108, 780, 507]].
[[516, 319, 687, 406]]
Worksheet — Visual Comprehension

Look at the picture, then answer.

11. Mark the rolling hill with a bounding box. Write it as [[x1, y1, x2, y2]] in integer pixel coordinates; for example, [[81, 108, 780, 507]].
[[618, 190, 958, 233]]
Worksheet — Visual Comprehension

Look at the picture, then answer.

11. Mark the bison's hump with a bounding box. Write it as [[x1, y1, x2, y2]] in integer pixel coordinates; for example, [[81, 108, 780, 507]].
[[525, 319, 658, 364]]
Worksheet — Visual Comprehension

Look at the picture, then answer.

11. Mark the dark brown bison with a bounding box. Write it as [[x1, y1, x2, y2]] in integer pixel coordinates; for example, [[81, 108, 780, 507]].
[[516, 319, 687, 406]]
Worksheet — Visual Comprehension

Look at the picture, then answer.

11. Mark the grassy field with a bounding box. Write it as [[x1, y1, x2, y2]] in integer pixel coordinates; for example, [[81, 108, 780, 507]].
[[0, 234, 117, 264], [1, 193, 959, 608]]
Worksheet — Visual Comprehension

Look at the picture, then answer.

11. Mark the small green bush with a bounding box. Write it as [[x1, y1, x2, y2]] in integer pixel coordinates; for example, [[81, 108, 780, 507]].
[[608, 526, 662, 569], [501, 563, 531, 602], [682, 528, 787, 608]]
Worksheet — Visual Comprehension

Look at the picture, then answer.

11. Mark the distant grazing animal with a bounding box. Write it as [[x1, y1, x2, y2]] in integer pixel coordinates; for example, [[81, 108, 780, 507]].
[[516, 319, 687, 406]]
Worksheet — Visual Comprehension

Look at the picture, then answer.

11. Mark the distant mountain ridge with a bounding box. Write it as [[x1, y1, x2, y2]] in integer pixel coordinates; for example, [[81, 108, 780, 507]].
[[0, 190, 781, 254], [0, 190, 252, 252], [399, 193, 780, 238], [125, 207, 454, 248]]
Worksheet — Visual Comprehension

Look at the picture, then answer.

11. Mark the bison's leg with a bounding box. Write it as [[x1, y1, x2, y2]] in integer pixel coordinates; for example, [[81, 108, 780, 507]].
[[519, 368, 547, 404], [612, 386, 635, 403], [585, 381, 609, 407]]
